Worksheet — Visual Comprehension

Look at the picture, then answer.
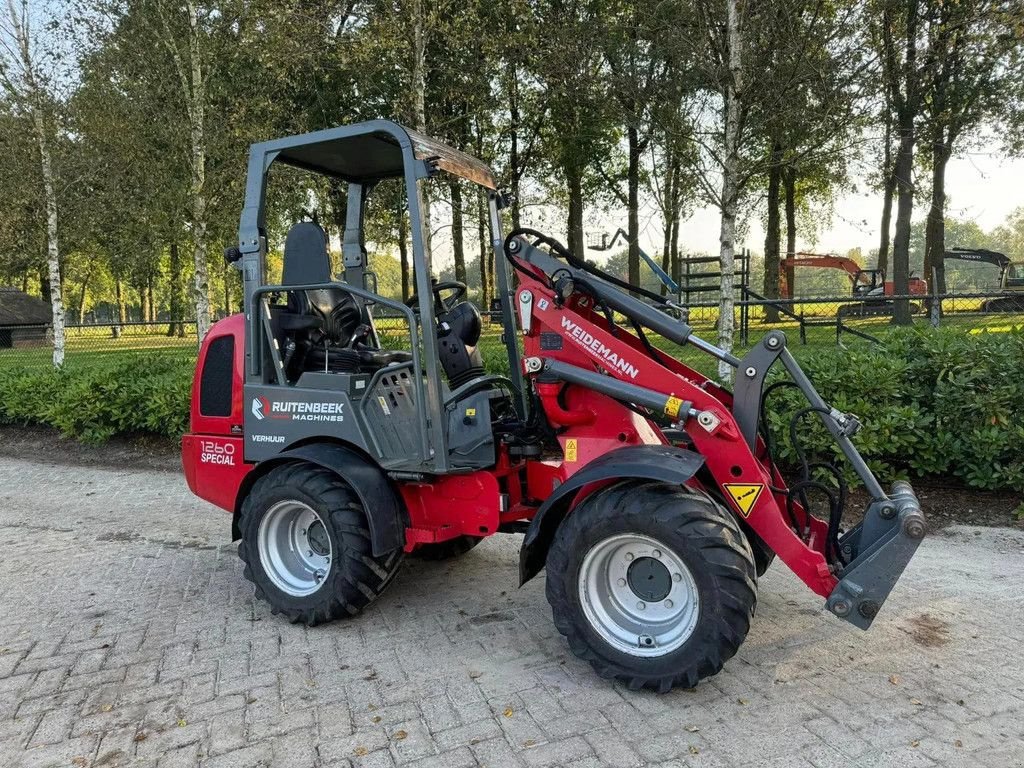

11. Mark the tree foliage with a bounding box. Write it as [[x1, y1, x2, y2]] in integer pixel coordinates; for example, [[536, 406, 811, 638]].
[[0, 0, 1020, 360]]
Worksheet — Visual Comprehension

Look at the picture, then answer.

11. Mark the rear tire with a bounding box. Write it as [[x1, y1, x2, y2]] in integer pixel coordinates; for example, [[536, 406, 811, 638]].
[[238, 462, 403, 625], [411, 535, 482, 561], [545, 481, 757, 692]]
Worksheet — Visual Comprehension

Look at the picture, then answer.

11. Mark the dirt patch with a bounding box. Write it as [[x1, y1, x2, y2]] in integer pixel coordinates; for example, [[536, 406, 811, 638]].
[[96, 531, 142, 543], [468, 611, 517, 626], [844, 477, 1022, 531], [900, 613, 952, 648], [0, 425, 181, 473]]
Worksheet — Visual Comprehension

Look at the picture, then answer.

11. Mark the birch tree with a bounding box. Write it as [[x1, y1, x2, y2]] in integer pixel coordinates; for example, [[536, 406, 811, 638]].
[[715, 0, 743, 382], [0, 0, 65, 365], [148, 0, 211, 338]]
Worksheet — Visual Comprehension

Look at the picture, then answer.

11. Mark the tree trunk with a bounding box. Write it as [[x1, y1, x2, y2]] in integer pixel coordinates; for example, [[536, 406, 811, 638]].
[[565, 164, 585, 257], [398, 204, 410, 302], [889, 0, 918, 327], [168, 241, 183, 336], [891, 118, 915, 325], [148, 277, 156, 322], [222, 260, 231, 326], [877, 110, 895, 277], [184, 0, 211, 339], [924, 134, 950, 300], [506, 58, 523, 231], [328, 179, 347, 253], [783, 166, 797, 299], [878, 171, 896, 278], [10, 0, 65, 365], [139, 282, 149, 324], [29, 87, 64, 364], [115, 279, 125, 325], [670, 211, 681, 289], [627, 125, 641, 287], [477, 192, 489, 307], [76, 257, 96, 324], [763, 142, 782, 322], [450, 180, 466, 285], [718, 0, 742, 383], [660, 157, 674, 299]]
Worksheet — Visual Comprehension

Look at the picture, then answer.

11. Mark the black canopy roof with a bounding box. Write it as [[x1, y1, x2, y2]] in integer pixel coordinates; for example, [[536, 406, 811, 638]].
[[259, 120, 497, 190]]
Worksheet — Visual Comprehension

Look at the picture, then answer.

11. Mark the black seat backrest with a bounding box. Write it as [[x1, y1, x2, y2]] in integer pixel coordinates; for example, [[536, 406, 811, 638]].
[[281, 222, 361, 346], [437, 301, 485, 388]]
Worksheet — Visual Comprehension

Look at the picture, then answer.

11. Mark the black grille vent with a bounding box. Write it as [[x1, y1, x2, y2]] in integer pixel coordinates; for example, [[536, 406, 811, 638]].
[[199, 336, 234, 417]]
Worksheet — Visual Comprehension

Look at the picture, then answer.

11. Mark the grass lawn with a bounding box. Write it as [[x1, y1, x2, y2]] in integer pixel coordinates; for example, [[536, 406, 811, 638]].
[[3, 308, 1022, 383]]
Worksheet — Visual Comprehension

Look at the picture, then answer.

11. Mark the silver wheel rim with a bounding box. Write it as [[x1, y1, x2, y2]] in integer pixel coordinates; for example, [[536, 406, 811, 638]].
[[257, 501, 332, 597], [578, 533, 699, 657]]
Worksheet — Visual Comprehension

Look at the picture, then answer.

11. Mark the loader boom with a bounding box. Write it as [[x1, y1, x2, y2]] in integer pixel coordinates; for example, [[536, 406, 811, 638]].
[[509, 231, 926, 627]]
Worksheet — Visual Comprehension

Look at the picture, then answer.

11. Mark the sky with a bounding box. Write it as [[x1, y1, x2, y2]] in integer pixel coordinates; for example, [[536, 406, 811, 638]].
[[422, 144, 1024, 272]]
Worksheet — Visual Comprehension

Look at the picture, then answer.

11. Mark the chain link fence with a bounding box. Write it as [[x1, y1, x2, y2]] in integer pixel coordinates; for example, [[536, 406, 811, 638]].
[[731, 289, 1024, 348], [3, 289, 1022, 373], [0, 321, 200, 368]]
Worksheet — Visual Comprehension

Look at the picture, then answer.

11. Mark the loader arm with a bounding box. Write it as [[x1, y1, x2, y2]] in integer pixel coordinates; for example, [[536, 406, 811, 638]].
[[944, 247, 1012, 285], [508, 231, 926, 628]]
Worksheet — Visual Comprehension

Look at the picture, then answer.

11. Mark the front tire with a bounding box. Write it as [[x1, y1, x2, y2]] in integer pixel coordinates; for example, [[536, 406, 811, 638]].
[[238, 462, 403, 625], [545, 481, 757, 692]]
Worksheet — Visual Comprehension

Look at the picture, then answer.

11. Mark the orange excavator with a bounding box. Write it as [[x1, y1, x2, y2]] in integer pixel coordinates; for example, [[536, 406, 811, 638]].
[[780, 253, 926, 315]]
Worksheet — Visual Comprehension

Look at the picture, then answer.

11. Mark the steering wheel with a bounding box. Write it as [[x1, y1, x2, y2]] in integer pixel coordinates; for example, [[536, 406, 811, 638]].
[[406, 279, 467, 315]]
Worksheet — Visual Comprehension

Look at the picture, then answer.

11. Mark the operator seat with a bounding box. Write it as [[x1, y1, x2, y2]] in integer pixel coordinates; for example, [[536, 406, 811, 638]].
[[278, 221, 413, 378], [280, 221, 361, 350]]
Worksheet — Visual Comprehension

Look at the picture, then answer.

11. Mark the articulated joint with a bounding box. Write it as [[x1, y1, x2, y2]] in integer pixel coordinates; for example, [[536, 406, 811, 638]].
[[535, 381, 596, 427]]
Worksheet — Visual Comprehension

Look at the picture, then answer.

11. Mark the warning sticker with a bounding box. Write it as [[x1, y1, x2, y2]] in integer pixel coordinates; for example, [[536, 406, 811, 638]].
[[722, 483, 764, 518], [664, 396, 684, 418], [564, 438, 578, 462]]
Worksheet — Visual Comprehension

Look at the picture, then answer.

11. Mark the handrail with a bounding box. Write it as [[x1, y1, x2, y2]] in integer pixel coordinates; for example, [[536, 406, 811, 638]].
[[252, 281, 431, 466]]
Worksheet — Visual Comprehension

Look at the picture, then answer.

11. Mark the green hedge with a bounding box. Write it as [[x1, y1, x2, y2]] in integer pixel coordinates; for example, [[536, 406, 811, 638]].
[[1, 327, 1021, 491], [0, 355, 191, 443], [764, 326, 1024, 492]]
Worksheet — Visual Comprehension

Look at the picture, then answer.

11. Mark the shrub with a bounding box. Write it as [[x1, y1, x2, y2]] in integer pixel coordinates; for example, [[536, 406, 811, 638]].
[[0, 355, 191, 443], [1, 326, 1021, 493], [765, 326, 1024, 492]]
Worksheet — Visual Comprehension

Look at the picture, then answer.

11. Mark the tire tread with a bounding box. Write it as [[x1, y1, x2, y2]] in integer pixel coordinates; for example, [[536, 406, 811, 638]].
[[238, 462, 403, 626], [545, 480, 757, 692]]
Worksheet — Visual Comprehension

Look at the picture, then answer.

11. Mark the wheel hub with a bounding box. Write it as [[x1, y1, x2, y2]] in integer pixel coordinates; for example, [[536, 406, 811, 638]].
[[627, 556, 672, 602], [578, 533, 700, 658], [307, 520, 330, 556], [257, 501, 333, 597]]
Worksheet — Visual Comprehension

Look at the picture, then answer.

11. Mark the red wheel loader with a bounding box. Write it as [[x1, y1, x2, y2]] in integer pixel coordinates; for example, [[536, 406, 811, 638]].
[[182, 121, 926, 692]]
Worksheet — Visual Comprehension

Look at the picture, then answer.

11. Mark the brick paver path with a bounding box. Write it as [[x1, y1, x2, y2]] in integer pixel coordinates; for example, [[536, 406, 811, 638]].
[[0, 457, 1022, 767]]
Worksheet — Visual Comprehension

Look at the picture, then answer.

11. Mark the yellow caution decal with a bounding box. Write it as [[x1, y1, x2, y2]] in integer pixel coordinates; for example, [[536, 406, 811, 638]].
[[664, 396, 684, 418], [564, 439, 578, 462], [722, 483, 764, 518]]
